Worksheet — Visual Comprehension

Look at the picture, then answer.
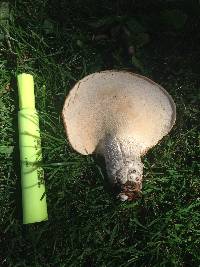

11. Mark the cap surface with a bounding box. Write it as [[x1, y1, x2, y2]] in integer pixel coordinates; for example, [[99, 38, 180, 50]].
[[62, 70, 176, 155]]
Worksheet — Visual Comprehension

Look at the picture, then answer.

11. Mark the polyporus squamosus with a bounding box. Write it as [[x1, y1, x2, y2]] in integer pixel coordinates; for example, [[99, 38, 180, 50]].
[[62, 70, 176, 201]]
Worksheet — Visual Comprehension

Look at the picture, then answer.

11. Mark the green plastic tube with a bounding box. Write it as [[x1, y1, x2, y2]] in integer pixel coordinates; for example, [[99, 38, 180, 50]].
[[17, 73, 48, 224]]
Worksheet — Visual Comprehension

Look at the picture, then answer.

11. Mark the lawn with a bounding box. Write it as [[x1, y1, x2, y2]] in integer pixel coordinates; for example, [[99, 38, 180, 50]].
[[0, 0, 200, 266]]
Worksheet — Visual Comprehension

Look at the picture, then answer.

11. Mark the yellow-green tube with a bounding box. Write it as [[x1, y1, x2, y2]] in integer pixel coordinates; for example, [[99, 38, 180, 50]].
[[17, 73, 48, 224]]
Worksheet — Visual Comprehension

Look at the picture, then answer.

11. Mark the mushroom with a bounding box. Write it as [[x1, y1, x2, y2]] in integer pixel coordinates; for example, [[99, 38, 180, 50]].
[[62, 70, 176, 201]]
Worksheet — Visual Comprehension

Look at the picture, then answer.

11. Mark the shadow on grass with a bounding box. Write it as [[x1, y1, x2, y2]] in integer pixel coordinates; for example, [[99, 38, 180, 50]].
[[10, 76, 23, 222]]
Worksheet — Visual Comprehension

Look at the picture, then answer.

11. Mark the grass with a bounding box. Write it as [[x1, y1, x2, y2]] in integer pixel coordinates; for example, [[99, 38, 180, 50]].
[[0, 0, 200, 266]]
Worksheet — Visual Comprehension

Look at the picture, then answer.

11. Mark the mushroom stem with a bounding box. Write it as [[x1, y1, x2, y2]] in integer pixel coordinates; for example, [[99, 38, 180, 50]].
[[103, 134, 144, 201]]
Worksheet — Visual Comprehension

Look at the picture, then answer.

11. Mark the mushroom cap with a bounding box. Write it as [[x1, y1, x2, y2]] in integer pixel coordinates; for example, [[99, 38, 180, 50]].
[[62, 70, 176, 156]]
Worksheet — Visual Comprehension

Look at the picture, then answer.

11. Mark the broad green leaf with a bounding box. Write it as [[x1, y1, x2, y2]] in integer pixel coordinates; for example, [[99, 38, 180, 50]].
[[131, 55, 145, 73], [160, 9, 188, 30], [126, 18, 146, 34], [134, 32, 150, 48], [89, 16, 125, 28]]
